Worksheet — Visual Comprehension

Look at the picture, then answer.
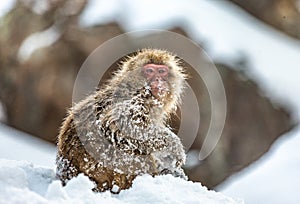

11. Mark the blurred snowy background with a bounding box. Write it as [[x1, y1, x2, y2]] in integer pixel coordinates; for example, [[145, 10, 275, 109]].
[[1, 0, 300, 203]]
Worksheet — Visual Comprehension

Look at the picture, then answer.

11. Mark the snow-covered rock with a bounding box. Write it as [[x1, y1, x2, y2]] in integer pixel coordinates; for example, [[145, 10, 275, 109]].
[[0, 159, 243, 204]]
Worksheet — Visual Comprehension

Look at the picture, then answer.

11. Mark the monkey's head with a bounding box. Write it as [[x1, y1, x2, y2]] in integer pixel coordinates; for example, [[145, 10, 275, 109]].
[[110, 48, 186, 114]]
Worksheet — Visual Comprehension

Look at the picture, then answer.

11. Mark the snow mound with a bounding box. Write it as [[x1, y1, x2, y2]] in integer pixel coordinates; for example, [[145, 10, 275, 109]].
[[0, 159, 243, 204]]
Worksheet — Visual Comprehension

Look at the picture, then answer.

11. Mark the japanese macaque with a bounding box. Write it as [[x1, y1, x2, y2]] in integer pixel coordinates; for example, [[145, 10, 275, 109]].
[[56, 48, 187, 193]]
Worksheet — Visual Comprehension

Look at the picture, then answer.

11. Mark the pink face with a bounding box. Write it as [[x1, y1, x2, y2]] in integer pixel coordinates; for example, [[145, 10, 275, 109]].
[[143, 63, 169, 97]]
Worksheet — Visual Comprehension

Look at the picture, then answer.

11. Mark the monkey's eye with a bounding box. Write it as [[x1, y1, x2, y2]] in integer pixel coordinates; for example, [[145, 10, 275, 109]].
[[158, 69, 166, 74], [145, 67, 154, 74]]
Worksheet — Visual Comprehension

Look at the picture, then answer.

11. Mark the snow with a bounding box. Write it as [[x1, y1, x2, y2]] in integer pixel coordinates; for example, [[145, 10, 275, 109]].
[[0, 123, 56, 167], [25, 0, 50, 15], [17, 25, 61, 63], [217, 127, 300, 204], [0, 159, 242, 204], [0, 0, 15, 18], [1, 0, 300, 203]]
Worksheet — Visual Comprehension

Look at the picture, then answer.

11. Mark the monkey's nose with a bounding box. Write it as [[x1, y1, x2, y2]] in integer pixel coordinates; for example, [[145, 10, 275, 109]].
[[155, 76, 162, 81]]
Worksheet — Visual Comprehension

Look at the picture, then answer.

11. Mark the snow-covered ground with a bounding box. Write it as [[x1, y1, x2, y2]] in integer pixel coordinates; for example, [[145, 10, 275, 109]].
[[0, 124, 56, 167], [1, 0, 300, 203], [0, 158, 242, 204], [217, 126, 300, 203]]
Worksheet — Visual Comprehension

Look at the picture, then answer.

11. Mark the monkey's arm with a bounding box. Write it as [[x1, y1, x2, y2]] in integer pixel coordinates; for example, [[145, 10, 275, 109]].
[[99, 96, 187, 178], [150, 129, 187, 180]]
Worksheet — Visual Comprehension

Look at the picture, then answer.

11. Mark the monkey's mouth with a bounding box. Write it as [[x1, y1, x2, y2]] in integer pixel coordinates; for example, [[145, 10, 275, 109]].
[[148, 79, 169, 99], [150, 85, 167, 98]]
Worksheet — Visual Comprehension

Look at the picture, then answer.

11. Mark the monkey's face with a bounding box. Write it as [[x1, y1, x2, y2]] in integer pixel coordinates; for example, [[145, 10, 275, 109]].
[[142, 63, 170, 98], [119, 49, 185, 112]]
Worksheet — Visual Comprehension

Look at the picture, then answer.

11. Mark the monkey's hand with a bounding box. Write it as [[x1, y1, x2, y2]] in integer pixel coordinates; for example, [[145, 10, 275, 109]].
[[160, 168, 187, 180]]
